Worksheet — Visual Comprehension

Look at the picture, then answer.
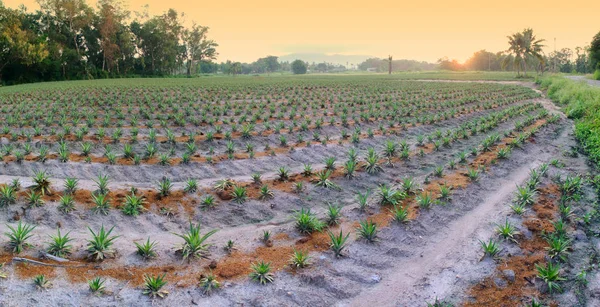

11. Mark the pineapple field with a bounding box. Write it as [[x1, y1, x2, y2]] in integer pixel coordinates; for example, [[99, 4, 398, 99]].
[[0, 75, 598, 306]]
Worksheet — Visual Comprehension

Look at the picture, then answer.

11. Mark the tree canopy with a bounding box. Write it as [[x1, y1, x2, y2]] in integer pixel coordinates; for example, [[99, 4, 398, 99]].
[[291, 60, 307, 74], [0, 0, 217, 84]]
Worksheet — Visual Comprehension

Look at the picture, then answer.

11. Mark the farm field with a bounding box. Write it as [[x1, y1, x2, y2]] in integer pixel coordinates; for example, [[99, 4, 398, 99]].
[[0, 75, 598, 306]]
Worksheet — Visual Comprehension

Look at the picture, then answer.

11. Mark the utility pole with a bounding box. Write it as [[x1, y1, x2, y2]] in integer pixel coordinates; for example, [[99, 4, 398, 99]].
[[554, 38, 557, 73], [388, 55, 393, 75]]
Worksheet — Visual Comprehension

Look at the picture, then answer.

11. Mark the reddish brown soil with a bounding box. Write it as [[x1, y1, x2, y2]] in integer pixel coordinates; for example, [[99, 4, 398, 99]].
[[465, 183, 559, 306]]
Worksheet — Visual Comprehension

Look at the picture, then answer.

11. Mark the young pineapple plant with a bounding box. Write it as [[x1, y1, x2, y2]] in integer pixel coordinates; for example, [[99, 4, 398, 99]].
[[326, 203, 342, 226], [32, 170, 52, 195], [86, 225, 119, 261], [302, 163, 313, 177], [324, 156, 336, 170], [364, 147, 383, 174], [88, 277, 106, 295], [213, 178, 235, 192], [496, 219, 520, 243], [535, 262, 565, 293], [33, 274, 52, 290], [142, 273, 169, 298], [378, 185, 406, 206], [199, 272, 221, 294], [231, 185, 248, 203], [47, 228, 72, 258], [135, 238, 158, 260], [289, 249, 311, 269], [5, 221, 36, 254], [0, 185, 16, 207], [122, 192, 145, 216], [480, 238, 500, 258], [58, 195, 76, 213], [93, 174, 110, 196], [514, 185, 537, 207], [63, 177, 79, 195], [357, 220, 378, 243], [313, 170, 340, 190], [259, 185, 274, 200], [391, 205, 409, 223], [184, 178, 198, 193], [277, 166, 290, 181], [174, 222, 218, 260], [91, 193, 111, 215], [200, 195, 217, 210], [249, 261, 274, 285], [328, 229, 350, 258], [295, 208, 325, 234]]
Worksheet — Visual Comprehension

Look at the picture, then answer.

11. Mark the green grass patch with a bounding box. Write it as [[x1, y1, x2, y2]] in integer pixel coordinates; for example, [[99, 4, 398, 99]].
[[537, 75, 600, 166]]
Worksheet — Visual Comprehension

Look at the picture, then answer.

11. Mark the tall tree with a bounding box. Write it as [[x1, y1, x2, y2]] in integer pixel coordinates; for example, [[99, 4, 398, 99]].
[[590, 31, 600, 74], [0, 3, 49, 82], [503, 28, 545, 77], [97, 0, 128, 73], [183, 23, 217, 77]]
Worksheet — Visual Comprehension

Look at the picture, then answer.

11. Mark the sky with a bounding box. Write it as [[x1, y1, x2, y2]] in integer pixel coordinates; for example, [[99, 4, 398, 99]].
[[5, 0, 600, 63]]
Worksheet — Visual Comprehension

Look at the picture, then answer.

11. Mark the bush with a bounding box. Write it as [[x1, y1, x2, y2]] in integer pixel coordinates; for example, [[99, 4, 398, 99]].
[[538, 76, 600, 166], [594, 69, 600, 80]]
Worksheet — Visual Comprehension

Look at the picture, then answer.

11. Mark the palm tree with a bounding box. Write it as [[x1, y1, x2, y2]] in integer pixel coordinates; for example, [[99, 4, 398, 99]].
[[503, 28, 545, 77]]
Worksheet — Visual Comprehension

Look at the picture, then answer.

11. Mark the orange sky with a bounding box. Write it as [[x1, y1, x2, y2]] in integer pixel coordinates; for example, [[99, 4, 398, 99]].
[[5, 0, 600, 63]]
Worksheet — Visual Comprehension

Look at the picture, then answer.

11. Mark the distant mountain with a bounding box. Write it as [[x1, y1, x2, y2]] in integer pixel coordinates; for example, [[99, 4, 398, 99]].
[[278, 53, 373, 66]]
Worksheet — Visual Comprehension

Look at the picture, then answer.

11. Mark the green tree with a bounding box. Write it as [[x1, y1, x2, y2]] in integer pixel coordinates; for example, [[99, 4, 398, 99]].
[[503, 28, 545, 77], [183, 23, 218, 77], [590, 31, 600, 79], [291, 59, 307, 74], [0, 3, 49, 82]]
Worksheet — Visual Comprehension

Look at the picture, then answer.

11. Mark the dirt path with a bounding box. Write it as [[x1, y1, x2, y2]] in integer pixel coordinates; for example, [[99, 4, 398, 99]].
[[344, 159, 540, 306], [566, 75, 600, 87]]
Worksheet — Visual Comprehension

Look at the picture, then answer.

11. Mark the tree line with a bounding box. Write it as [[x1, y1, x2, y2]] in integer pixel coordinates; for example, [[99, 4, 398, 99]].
[[0, 0, 217, 84], [438, 29, 600, 77]]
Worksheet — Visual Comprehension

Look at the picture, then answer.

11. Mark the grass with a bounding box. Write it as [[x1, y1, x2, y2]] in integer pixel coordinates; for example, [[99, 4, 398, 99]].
[[537, 76, 600, 167]]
